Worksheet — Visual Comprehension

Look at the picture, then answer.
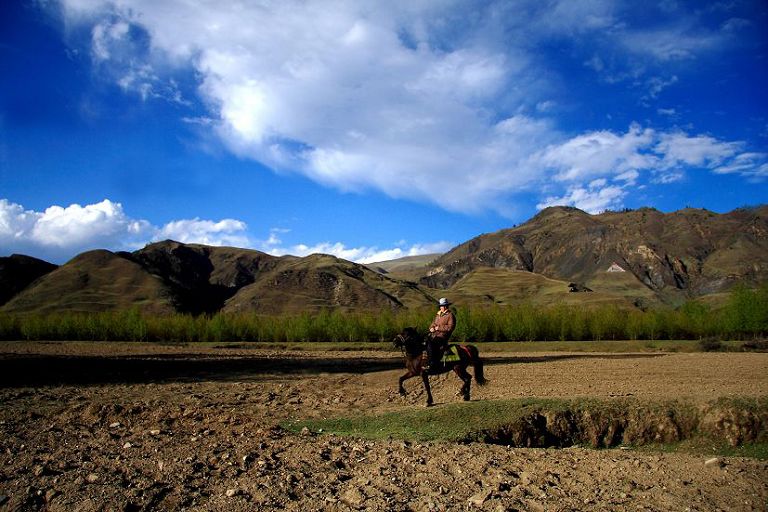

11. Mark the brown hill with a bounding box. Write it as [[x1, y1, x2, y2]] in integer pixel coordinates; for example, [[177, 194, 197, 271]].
[[2, 250, 174, 315], [126, 241, 283, 314], [1, 242, 436, 316], [0, 254, 57, 306], [224, 253, 435, 315], [421, 205, 768, 303], [366, 253, 440, 281], [440, 267, 658, 309]]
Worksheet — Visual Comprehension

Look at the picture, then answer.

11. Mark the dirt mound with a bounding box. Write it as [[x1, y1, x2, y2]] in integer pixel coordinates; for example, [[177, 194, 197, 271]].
[[469, 399, 767, 448]]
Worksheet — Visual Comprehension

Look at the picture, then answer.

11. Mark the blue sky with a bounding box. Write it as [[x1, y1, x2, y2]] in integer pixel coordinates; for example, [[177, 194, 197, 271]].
[[1, 0, 767, 264]]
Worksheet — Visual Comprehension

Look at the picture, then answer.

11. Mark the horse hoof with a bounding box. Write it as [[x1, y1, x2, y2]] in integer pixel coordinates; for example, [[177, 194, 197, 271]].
[[463, 395, 470, 401], [426, 401, 434, 407], [399, 390, 406, 396]]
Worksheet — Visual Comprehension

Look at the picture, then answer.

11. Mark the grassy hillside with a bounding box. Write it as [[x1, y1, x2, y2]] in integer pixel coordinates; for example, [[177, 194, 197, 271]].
[[224, 253, 436, 314], [2, 250, 174, 315], [0, 254, 57, 306], [366, 253, 440, 281], [442, 267, 655, 308]]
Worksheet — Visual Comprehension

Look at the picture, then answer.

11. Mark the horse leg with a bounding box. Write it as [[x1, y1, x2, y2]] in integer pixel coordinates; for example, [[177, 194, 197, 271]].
[[398, 372, 414, 396], [421, 373, 434, 407], [453, 365, 472, 401]]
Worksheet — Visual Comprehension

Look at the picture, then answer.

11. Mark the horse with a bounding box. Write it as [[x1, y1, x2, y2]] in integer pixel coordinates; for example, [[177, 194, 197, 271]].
[[392, 326, 487, 406]]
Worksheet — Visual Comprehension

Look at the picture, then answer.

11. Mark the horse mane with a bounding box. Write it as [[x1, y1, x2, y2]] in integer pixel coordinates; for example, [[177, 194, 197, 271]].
[[397, 326, 426, 356]]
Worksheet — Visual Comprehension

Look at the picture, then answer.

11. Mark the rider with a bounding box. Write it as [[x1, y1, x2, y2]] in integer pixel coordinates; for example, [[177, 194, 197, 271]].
[[425, 297, 456, 373]]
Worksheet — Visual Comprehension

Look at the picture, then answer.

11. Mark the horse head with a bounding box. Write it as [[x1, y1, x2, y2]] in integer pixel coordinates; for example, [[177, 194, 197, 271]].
[[393, 326, 425, 355]]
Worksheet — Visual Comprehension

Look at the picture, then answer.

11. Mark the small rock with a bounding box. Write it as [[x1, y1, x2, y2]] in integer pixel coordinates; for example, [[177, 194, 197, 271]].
[[109, 422, 121, 428], [225, 489, 238, 497], [468, 490, 491, 507], [341, 487, 366, 508], [704, 457, 724, 468], [149, 429, 161, 436], [300, 427, 311, 436], [85, 473, 99, 483], [123, 442, 133, 449]]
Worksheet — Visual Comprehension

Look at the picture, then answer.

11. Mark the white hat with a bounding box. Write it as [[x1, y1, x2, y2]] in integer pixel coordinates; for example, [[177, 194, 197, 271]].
[[438, 297, 451, 306]]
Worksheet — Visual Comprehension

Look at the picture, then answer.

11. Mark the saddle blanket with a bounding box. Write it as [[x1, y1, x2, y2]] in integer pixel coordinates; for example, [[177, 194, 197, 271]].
[[442, 345, 461, 363]]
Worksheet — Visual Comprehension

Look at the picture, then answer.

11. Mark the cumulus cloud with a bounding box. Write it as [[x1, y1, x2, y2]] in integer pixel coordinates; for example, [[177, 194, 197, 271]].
[[537, 183, 627, 214], [256, 227, 449, 264], [53, 0, 765, 216], [156, 218, 251, 247], [655, 132, 742, 169], [536, 123, 657, 182], [534, 124, 768, 210], [0, 199, 152, 261], [0, 199, 447, 264], [43, 0, 630, 213], [0, 199, 252, 262], [275, 241, 450, 264]]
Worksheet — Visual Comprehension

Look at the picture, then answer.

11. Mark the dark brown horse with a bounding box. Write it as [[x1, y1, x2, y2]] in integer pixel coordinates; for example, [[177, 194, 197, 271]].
[[393, 327, 487, 406]]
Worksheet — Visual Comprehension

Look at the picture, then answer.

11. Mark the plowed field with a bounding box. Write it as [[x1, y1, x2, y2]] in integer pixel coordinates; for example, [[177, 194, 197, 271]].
[[1, 341, 766, 511]]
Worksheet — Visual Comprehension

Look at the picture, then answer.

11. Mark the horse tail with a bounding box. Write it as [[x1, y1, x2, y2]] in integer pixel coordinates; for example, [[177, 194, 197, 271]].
[[469, 345, 487, 386]]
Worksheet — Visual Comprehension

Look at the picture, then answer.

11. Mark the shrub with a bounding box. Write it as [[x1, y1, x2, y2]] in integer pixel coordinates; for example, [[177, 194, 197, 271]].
[[698, 337, 724, 352]]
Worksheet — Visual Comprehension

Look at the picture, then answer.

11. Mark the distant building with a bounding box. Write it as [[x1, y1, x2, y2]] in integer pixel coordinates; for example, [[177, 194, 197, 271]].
[[606, 262, 625, 273]]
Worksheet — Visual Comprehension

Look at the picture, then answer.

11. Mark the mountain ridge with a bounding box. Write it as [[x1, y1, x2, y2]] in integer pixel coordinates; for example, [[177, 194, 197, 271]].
[[421, 205, 768, 302], [2, 205, 766, 315]]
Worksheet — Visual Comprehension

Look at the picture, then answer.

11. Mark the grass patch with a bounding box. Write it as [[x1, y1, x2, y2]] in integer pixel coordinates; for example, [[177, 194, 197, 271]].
[[638, 439, 768, 460], [283, 397, 768, 458], [284, 399, 560, 442]]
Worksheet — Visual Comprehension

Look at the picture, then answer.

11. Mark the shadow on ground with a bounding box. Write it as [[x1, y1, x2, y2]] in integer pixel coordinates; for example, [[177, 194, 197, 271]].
[[0, 352, 665, 387]]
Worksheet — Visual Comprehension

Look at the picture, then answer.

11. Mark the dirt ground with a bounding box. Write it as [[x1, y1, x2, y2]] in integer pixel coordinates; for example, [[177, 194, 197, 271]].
[[0, 341, 766, 511]]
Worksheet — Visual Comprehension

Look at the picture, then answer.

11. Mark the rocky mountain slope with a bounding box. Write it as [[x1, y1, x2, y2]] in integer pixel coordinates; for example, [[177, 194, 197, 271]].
[[421, 206, 768, 301]]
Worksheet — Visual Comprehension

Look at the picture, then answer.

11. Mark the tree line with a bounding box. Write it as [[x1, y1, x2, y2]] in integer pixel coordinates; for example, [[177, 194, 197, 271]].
[[1, 285, 765, 343]]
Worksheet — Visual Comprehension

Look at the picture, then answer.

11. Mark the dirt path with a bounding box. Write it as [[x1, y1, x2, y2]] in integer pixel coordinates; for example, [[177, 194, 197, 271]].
[[0, 342, 766, 511]]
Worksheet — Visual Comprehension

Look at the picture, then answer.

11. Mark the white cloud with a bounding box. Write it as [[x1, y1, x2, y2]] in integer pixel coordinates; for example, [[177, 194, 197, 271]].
[[533, 124, 768, 205], [712, 152, 768, 180], [537, 183, 627, 214], [621, 26, 724, 61], [91, 19, 130, 61], [0, 199, 448, 264], [266, 240, 451, 264], [255, 226, 449, 263], [46, 0, 569, 214], [0, 199, 152, 261], [655, 132, 742, 169], [156, 218, 251, 247], [53, 0, 765, 215], [657, 107, 677, 117], [643, 75, 678, 103], [615, 169, 639, 184], [0, 199, 251, 262], [536, 123, 657, 182]]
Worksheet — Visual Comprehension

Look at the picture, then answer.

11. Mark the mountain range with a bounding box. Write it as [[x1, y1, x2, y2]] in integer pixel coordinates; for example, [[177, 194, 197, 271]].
[[2, 205, 766, 315]]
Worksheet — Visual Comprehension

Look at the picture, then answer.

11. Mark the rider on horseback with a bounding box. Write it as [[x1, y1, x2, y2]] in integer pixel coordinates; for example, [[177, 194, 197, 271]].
[[425, 297, 456, 374]]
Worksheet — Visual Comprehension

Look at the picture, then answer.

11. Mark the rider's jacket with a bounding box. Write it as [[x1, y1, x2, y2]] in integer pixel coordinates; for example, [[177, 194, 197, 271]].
[[429, 309, 455, 341]]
